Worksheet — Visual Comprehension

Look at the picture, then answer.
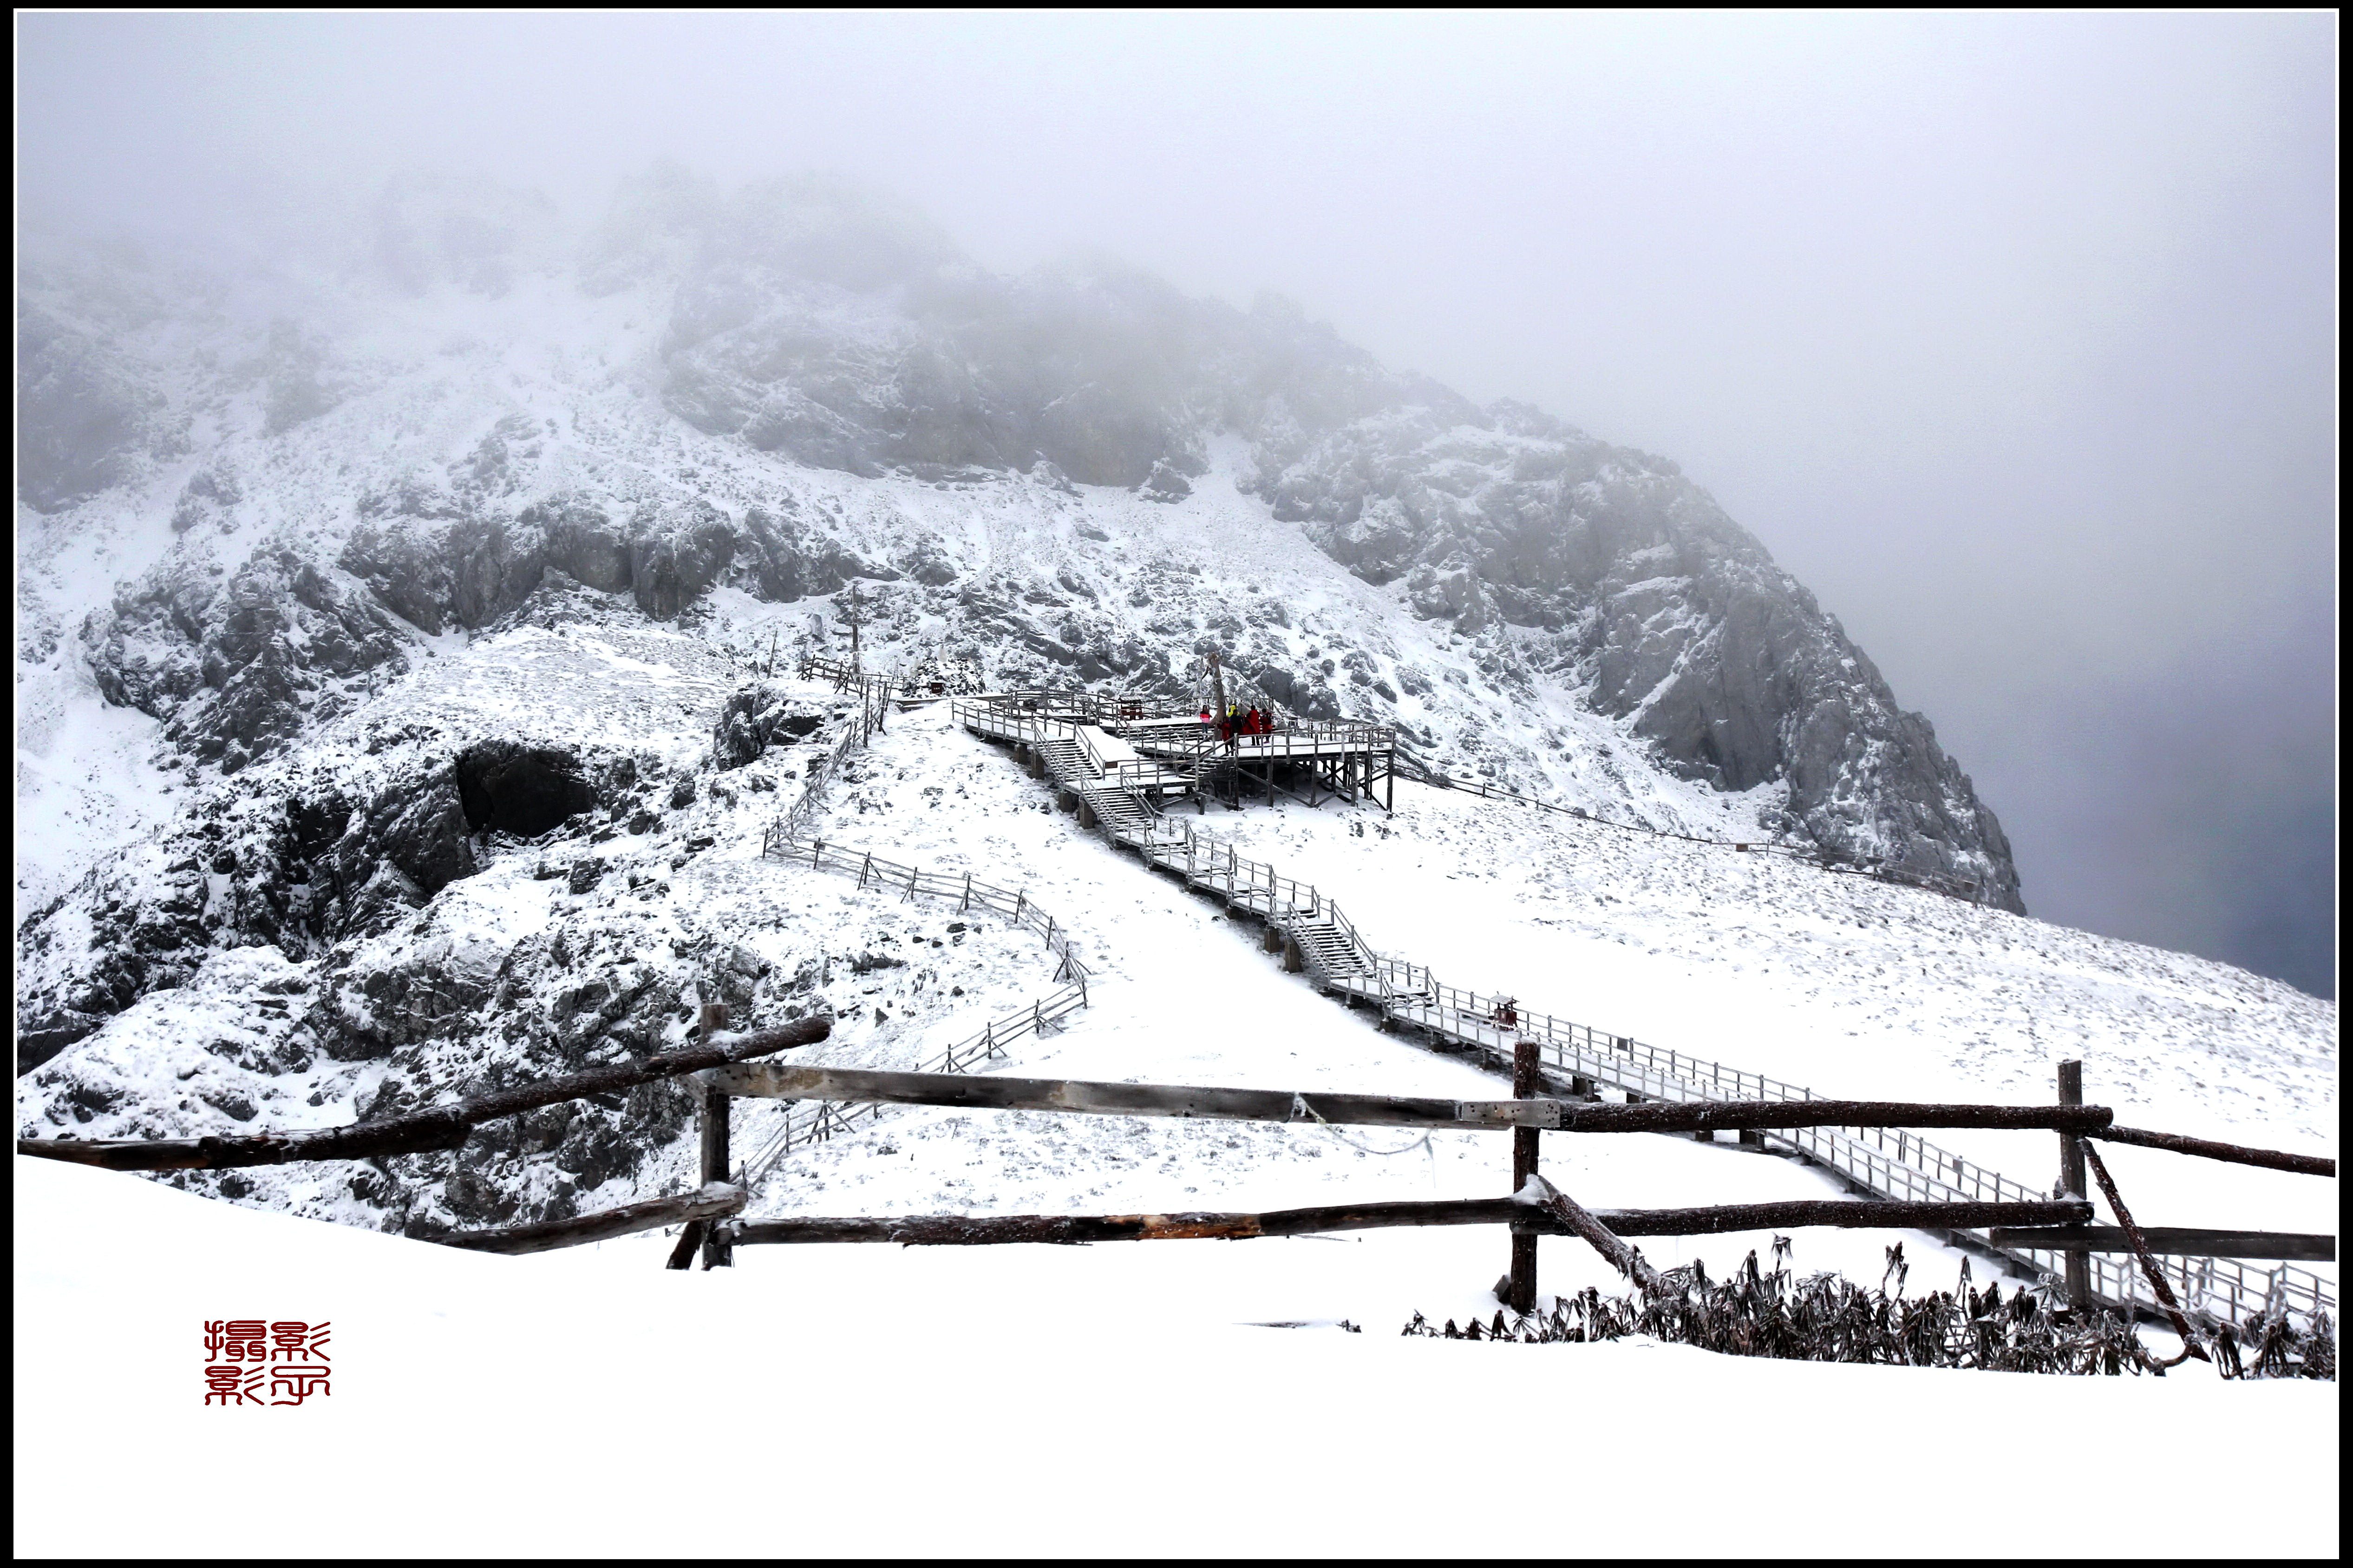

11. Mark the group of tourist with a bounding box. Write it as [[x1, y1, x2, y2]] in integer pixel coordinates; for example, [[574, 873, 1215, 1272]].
[[1198, 704, 1275, 750]]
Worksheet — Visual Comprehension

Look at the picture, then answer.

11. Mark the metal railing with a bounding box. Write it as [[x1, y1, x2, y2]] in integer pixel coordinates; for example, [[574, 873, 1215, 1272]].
[[957, 693, 1394, 754], [732, 980, 1087, 1186]]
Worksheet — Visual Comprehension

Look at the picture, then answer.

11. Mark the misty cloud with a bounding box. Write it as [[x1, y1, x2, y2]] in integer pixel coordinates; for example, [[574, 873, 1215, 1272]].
[[16, 13, 2335, 992]]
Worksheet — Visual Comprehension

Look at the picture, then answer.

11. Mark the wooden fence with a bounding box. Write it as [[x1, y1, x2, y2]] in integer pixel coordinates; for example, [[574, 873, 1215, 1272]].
[[950, 697, 2336, 1333], [728, 835, 1098, 1190], [685, 1043, 2332, 1365]]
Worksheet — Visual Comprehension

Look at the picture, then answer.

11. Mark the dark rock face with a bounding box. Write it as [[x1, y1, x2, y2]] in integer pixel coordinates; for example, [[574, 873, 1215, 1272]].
[[13, 753, 485, 1071], [85, 484, 899, 773], [454, 744, 596, 837], [85, 546, 420, 775], [712, 682, 830, 769], [1247, 407, 2023, 908], [610, 176, 1224, 488]]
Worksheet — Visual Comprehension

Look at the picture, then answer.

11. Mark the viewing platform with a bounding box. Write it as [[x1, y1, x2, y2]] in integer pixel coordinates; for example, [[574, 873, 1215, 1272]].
[[955, 691, 1399, 812]]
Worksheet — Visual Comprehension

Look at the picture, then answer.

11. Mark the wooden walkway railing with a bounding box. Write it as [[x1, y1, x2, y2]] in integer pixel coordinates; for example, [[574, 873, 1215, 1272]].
[[729, 978, 1085, 1189], [747, 690, 1101, 1190], [953, 698, 2335, 1333]]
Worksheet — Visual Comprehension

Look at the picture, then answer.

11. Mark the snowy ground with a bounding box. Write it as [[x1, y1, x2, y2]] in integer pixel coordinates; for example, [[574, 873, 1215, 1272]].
[[13, 660, 2339, 1561], [762, 702, 2334, 1259], [14, 1155, 2338, 1559], [752, 702, 1964, 1287], [1191, 767, 2337, 1248]]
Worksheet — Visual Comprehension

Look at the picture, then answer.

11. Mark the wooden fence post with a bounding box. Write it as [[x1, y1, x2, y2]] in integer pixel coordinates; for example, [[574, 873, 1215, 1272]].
[[2058, 1060, 2090, 1311], [1506, 1036, 1541, 1313], [699, 1003, 734, 1269]]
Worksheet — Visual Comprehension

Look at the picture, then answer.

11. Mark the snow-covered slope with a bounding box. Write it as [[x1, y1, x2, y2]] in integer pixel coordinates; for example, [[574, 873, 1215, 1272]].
[[14, 173, 2329, 1320]]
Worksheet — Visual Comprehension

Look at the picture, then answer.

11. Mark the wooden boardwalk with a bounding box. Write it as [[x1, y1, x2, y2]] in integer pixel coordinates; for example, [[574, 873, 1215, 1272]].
[[965, 691, 1401, 811]]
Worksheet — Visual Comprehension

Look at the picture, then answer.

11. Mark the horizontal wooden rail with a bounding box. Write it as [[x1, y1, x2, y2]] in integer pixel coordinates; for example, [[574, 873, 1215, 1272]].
[[699, 1062, 2115, 1136], [723, 1195, 2093, 1247], [2091, 1125, 2335, 1179], [1984, 1226, 2335, 1262], [17, 1016, 832, 1172], [1554, 1099, 2116, 1136], [704, 1062, 1498, 1127], [435, 1183, 750, 1255]]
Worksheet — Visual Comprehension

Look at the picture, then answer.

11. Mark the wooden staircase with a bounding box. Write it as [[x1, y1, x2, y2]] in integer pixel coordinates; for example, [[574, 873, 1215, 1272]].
[[1280, 915, 1376, 987]]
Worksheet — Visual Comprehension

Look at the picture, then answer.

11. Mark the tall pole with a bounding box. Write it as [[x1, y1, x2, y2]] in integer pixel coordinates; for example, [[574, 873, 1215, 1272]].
[[1208, 648, 1229, 727], [847, 582, 863, 680], [699, 1002, 735, 1269], [1506, 1035, 1541, 1313], [2057, 1060, 2090, 1312]]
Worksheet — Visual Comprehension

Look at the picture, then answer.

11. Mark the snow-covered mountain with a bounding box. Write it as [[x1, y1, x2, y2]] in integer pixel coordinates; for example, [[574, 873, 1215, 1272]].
[[21, 168, 2015, 895], [22, 170, 2325, 1258]]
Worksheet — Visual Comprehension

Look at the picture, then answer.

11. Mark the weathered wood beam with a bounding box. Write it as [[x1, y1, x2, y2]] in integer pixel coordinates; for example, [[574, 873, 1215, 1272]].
[[2092, 1124, 2334, 1179], [698, 1061, 2114, 1137], [1601, 1197, 2092, 1236], [1556, 1099, 2117, 1136], [723, 1196, 2091, 1247], [1523, 1174, 1660, 1292], [1984, 1226, 2335, 1262], [16, 1015, 833, 1172], [703, 1062, 1490, 1128], [2079, 1141, 2206, 1359], [437, 1183, 749, 1256]]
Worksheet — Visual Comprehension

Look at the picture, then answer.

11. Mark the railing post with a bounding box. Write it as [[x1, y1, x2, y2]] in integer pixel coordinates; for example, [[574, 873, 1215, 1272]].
[[698, 1001, 734, 1270], [1505, 1035, 1541, 1314], [962, 872, 973, 913], [2058, 1060, 2091, 1312]]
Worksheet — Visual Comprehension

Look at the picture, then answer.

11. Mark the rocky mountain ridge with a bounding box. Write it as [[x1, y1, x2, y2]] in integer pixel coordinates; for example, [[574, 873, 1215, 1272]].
[[17, 170, 2028, 1179], [21, 170, 2019, 911]]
